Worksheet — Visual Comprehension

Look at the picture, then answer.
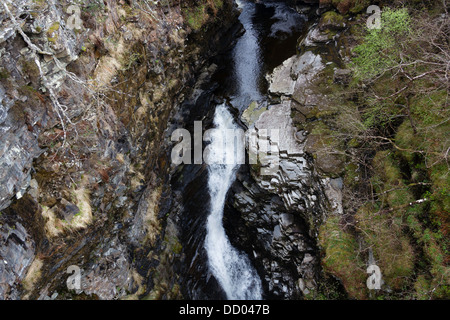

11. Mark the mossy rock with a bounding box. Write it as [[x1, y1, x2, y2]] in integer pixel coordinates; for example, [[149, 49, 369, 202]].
[[343, 161, 359, 188], [356, 203, 416, 291], [349, 0, 370, 14], [241, 101, 267, 126], [331, 0, 353, 14], [182, 0, 224, 31], [46, 21, 60, 43], [305, 121, 345, 177], [371, 151, 415, 207], [319, 11, 346, 32], [331, 0, 368, 14], [319, 215, 367, 299], [19, 57, 40, 82]]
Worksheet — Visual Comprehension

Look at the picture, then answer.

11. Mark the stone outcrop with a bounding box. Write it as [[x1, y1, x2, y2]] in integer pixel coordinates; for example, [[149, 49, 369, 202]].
[[267, 51, 325, 97], [231, 46, 347, 298], [0, 221, 35, 299]]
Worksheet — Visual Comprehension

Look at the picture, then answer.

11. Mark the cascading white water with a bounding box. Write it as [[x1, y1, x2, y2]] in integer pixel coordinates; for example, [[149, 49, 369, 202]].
[[204, 0, 265, 300], [204, 104, 263, 300], [202, 0, 304, 300]]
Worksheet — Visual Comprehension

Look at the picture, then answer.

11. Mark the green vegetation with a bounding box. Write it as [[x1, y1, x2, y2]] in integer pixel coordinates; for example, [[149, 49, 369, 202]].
[[352, 8, 411, 80], [328, 0, 370, 14], [46, 21, 60, 43], [316, 2, 449, 299], [320, 11, 346, 30], [83, 0, 106, 14], [319, 215, 367, 299], [182, 0, 224, 31], [0, 68, 9, 79]]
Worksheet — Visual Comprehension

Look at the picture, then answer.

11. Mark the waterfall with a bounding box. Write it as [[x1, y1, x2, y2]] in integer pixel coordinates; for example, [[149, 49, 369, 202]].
[[204, 103, 263, 300]]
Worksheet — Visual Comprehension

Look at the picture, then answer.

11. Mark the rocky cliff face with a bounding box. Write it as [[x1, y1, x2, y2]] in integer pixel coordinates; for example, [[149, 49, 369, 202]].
[[229, 50, 345, 299], [0, 0, 237, 300], [0, 0, 352, 300]]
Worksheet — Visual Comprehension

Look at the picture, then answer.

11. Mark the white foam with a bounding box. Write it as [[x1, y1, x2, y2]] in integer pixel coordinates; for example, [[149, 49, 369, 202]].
[[204, 104, 262, 300]]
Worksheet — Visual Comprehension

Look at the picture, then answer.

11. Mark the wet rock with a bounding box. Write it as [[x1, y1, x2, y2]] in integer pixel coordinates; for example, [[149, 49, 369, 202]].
[[0, 222, 35, 299], [0, 0, 83, 211], [295, 5, 312, 14], [300, 25, 330, 47], [273, 225, 282, 241], [303, 253, 314, 264], [267, 51, 324, 97], [272, 52, 326, 113], [0, 122, 43, 211], [266, 56, 298, 96], [295, 130, 308, 143], [298, 278, 309, 295], [231, 98, 325, 298], [280, 213, 295, 229], [251, 100, 323, 220], [28, 179, 39, 199]]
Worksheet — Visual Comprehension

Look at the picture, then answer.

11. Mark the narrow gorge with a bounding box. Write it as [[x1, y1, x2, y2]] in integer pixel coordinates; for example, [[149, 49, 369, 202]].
[[0, 0, 448, 301]]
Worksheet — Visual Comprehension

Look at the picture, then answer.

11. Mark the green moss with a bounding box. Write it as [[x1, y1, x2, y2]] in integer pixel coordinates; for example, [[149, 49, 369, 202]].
[[352, 8, 412, 80], [308, 121, 332, 136], [343, 161, 359, 188], [183, 5, 209, 31], [182, 0, 224, 31], [47, 21, 60, 34], [171, 239, 182, 255], [433, 284, 450, 299], [350, 0, 370, 14], [84, 0, 106, 14], [395, 122, 415, 162], [46, 21, 60, 43], [371, 139, 450, 298], [164, 235, 183, 255], [121, 52, 141, 71], [371, 151, 415, 207], [319, 215, 367, 299], [321, 11, 346, 28], [414, 275, 431, 300], [242, 101, 267, 126], [212, 0, 224, 10], [356, 203, 415, 290], [20, 58, 40, 80]]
